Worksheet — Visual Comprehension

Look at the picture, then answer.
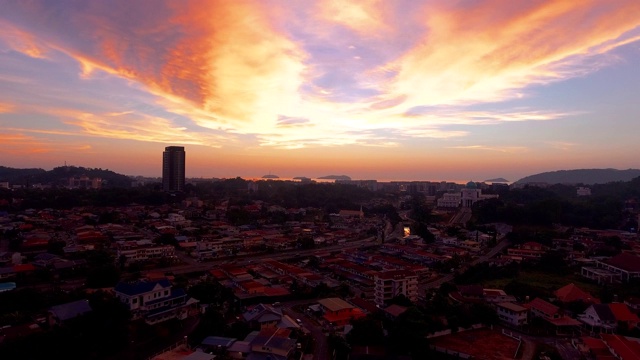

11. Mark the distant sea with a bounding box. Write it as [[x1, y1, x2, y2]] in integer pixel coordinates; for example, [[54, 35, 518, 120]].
[[246, 177, 488, 185]]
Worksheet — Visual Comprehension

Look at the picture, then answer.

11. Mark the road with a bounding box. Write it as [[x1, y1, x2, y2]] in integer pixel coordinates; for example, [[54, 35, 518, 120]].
[[282, 300, 329, 360]]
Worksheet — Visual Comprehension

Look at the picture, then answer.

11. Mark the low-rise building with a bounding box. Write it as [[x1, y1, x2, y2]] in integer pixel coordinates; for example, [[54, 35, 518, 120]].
[[496, 302, 528, 327], [317, 297, 365, 327], [582, 253, 640, 283], [114, 278, 197, 325], [115, 241, 176, 266]]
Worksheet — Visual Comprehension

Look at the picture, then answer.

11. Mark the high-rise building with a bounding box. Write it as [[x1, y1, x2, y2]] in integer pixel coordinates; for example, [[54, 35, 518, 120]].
[[162, 146, 185, 192]]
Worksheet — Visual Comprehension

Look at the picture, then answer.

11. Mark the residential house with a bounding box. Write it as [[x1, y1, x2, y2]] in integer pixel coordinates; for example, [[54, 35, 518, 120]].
[[609, 303, 639, 331], [507, 242, 547, 260], [114, 278, 197, 325], [527, 298, 561, 320], [554, 283, 600, 304], [318, 297, 365, 327], [242, 304, 283, 330], [199, 336, 237, 355], [496, 302, 528, 327], [579, 304, 617, 334], [525, 297, 581, 335], [48, 299, 92, 327], [248, 328, 296, 360], [482, 289, 516, 304], [383, 304, 408, 320]]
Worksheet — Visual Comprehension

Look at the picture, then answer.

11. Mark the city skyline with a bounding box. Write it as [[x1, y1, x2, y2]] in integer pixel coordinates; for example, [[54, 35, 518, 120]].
[[1, 1, 640, 182]]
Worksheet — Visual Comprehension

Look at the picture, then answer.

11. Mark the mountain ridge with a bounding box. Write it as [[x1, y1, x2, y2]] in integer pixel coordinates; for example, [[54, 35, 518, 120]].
[[0, 165, 132, 188], [515, 168, 640, 185]]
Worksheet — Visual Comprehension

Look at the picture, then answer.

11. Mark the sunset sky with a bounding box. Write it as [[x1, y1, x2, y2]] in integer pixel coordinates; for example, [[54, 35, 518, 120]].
[[1, 1, 639, 182]]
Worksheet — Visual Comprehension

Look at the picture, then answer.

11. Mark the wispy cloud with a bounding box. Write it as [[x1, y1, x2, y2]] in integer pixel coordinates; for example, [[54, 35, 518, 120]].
[[382, 1, 640, 110], [448, 145, 529, 154], [0, 132, 92, 155], [0, 0, 639, 152], [0, 102, 15, 113], [546, 141, 578, 151]]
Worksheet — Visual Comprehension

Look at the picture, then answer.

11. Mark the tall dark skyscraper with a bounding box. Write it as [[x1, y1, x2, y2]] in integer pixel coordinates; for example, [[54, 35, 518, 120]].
[[162, 146, 185, 192]]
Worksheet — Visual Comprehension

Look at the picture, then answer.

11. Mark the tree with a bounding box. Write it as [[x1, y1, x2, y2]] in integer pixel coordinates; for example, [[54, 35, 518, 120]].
[[85, 264, 120, 288], [346, 317, 384, 346], [387, 307, 430, 357]]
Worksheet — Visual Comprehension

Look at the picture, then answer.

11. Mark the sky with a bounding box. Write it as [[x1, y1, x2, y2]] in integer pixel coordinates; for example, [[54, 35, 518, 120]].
[[1, 0, 639, 183]]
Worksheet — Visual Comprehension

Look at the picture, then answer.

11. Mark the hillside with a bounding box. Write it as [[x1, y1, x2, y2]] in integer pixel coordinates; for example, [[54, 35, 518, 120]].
[[0, 166, 132, 188], [318, 175, 351, 180], [515, 168, 640, 185]]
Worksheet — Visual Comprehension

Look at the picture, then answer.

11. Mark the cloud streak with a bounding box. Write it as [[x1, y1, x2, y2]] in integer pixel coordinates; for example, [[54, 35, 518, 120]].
[[0, 0, 639, 159]]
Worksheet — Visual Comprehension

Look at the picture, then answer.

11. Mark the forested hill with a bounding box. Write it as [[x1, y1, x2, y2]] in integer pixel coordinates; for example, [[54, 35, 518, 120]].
[[515, 168, 640, 185], [0, 166, 132, 188]]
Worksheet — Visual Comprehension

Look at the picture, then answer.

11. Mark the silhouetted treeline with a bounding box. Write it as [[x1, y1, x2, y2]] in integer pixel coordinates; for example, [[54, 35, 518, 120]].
[[193, 178, 374, 212], [0, 187, 172, 210], [0, 178, 376, 214], [472, 177, 640, 229], [0, 165, 132, 188]]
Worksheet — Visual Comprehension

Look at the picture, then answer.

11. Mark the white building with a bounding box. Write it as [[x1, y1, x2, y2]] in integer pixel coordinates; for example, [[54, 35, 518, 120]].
[[461, 181, 499, 208], [195, 240, 224, 260], [577, 187, 592, 196], [374, 270, 419, 306], [437, 182, 498, 208], [114, 278, 197, 325], [437, 192, 461, 208], [496, 302, 528, 326], [115, 241, 176, 266]]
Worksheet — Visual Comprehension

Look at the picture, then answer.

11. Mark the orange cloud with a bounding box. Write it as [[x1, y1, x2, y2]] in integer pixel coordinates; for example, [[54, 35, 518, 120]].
[[0, 21, 49, 58], [1, 0, 639, 154], [317, 0, 389, 35], [61, 1, 307, 133], [0, 133, 54, 154], [385, 0, 640, 108], [0, 102, 16, 113], [58, 109, 228, 147]]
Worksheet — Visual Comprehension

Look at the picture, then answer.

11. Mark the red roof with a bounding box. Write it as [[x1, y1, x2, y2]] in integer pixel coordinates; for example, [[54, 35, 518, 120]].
[[348, 297, 378, 313], [262, 287, 290, 297], [582, 336, 608, 351], [13, 264, 36, 273], [600, 334, 640, 360], [546, 317, 581, 326], [527, 298, 559, 317], [609, 303, 639, 322], [554, 283, 599, 303], [323, 309, 365, 324], [604, 253, 640, 272]]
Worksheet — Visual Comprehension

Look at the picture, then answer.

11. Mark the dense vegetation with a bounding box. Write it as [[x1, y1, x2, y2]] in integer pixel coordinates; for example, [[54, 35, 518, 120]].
[[472, 177, 640, 230], [515, 168, 640, 185], [0, 165, 133, 188]]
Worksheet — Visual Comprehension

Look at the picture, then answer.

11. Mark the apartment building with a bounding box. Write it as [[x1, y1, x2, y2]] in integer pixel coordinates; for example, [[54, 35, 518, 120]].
[[373, 270, 418, 306], [115, 241, 176, 266]]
